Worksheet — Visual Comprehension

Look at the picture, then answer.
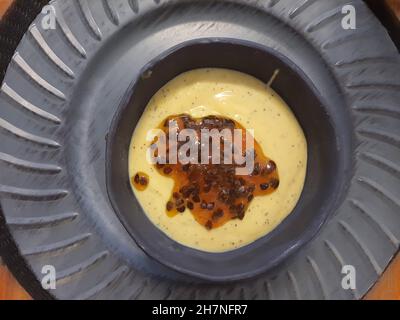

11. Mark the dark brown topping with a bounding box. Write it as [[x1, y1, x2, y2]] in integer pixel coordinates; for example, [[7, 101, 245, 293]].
[[207, 202, 215, 211], [205, 220, 213, 230], [180, 185, 195, 198], [249, 184, 256, 192], [203, 184, 211, 193], [177, 206, 186, 213], [151, 114, 279, 230], [187, 201, 194, 210], [252, 163, 261, 176], [173, 192, 180, 199], [212, 208, 224, 220], [131, 172, 149, 191], [163, 167, 172, 175], [166, 201, 174, 211], [156, 163, 165, 169], [237, 185, 246, 195], [139, 177, 148, 186], [260, 183, 269, 191], [269, 178, 280, 189], [263, 160, 276, 175]]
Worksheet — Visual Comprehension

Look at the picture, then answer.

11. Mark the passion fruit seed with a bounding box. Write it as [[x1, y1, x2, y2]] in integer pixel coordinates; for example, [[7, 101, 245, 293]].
[[139, 176, 148, 186], [187, 201, 194, 210], [212, 209, 224, 220], [260, 183, 269, 191], [270, 178, 280, 189], [166, 201, 174, 211], [163, 167, 172, 175]]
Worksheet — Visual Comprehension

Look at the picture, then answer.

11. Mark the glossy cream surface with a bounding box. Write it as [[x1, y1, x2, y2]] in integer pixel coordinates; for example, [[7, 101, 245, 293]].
[[129, 68, 307, 252]]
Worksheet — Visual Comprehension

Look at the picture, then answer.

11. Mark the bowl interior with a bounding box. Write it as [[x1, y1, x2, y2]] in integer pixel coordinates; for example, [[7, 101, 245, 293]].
[[106, 39, 342, 281]]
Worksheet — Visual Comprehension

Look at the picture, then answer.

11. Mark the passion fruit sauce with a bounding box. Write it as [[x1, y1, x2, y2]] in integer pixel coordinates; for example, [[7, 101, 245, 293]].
[[145, 114, 279, 230], [131, 172, 149, 191]]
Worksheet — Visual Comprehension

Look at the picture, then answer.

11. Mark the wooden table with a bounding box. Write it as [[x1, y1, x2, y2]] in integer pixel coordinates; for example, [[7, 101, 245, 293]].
[[0, 263, 31, 300], [0, 0, 399, 300]]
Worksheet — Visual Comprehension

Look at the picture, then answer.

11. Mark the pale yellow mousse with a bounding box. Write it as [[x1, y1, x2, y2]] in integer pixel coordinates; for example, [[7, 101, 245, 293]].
[[129, 68, 307, 252]]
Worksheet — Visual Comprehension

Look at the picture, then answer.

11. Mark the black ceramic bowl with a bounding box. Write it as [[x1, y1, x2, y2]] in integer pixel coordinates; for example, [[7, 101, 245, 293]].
[[106, 38, 343, 281]]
